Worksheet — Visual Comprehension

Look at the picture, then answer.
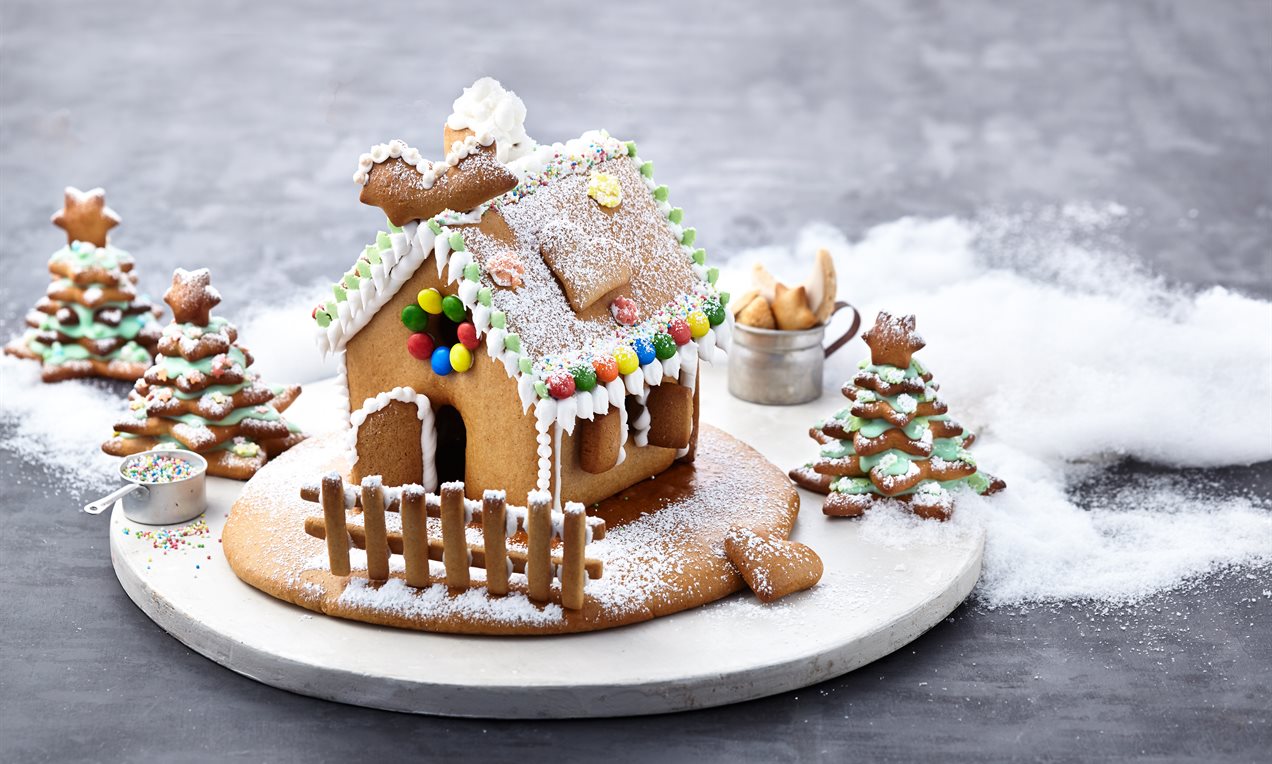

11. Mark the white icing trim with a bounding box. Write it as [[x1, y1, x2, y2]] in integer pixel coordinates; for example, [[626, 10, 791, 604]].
[[348, 386, 438, 491], [552, 422, 563, 511]]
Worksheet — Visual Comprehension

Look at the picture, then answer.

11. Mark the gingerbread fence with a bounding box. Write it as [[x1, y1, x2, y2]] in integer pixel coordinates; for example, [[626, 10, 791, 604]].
[[300, 475, 605, 610]]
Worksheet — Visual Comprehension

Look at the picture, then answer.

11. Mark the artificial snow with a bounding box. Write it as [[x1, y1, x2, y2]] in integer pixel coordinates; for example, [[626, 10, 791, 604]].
[[722, 204, 1272, 607]]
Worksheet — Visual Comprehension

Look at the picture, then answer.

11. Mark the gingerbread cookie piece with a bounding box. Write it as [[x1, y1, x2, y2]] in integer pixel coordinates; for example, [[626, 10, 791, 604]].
[[771, 284, 818, 331], [4, 189, 162, 382], [791, 311, 1005, 521], [724, 527, 823, 603], [102, 268, 304, 480]]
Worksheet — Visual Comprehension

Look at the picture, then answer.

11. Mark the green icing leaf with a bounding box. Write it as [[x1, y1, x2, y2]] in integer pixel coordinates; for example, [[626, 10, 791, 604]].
[[640, 161, 654, 178], [691, 248, 706, 265], [375, 231, 391, 250], [478, 287, 492, 306], [449, 232, 466, 251], [668, 208, 683, 224], [719, 291, 730, 306], [519, 357, 533, 374], [332, 285, 347, 302], [464, 262, 480, 282], [342, 273, 360, 289], [386, 220, 403, 233], [653, 185, 669, 201], [356, 262, 371, 278], [315, 312, 331, 328], [625, 140, 638, 157], [707, 266, 719, 285], [681, 228, 696, 246], [534, 381, 549, 399], [428, 220, 442, 234], [492, 311, 506, 329], [504, 333, 521, 352]]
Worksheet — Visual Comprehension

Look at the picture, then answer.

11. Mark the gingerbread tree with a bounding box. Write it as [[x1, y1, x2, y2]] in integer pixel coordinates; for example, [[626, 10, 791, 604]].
[[102, 268, 305, 479], [789, 312, 1004, 520], [4, 187, 162, 382]]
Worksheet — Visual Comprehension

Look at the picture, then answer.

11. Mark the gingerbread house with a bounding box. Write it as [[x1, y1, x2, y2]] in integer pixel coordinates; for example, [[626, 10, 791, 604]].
[[311, 79, 733, 508]]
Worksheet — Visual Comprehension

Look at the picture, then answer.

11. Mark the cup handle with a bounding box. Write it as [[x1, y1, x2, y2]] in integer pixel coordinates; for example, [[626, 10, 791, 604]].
[[823, 302, 862, 358], [83, 483, 146, 515]]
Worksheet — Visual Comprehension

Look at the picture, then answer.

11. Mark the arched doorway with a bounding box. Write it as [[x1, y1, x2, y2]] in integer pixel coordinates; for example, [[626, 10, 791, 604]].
[[434, 404, 467, 486]]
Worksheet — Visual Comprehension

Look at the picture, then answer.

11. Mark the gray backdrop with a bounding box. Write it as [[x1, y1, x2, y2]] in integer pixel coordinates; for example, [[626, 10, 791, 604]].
[[1, 1, 1269, 762]]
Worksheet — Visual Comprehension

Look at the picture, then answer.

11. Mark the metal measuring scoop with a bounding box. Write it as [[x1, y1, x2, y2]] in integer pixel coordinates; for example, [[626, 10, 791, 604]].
[[83, 449, 208, 525]]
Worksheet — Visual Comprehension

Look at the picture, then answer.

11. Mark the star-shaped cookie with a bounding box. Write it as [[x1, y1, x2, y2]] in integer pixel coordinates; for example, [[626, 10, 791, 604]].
[[51, 187, 120, 248], [164, 268, 222, 325], [861, 311, 926, 368]]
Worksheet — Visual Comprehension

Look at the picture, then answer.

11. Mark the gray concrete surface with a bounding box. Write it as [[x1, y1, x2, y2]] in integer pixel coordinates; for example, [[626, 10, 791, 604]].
[[1, 1, 1269, 762]]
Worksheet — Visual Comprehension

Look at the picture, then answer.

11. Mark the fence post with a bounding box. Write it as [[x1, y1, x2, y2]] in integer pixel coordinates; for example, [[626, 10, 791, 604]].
[[440, 482, 469, 589], [321, 472, 350, 577], [400, 485, 429, 588], [561, 502, 587, 610], [361, 476, 390, 582], [526, 490, 552, 602], [482, 490, 509, 596]]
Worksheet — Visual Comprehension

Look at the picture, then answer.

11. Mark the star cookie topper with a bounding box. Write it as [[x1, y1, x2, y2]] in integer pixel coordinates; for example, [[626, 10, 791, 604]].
[[165, 268, 222, 326], [862, 311, 926, 368], [51, 186, 121, 248]]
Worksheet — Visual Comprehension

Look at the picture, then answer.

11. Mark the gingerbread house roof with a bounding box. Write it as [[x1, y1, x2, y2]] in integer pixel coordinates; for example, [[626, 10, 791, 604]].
[[311, 79, 733, 431]]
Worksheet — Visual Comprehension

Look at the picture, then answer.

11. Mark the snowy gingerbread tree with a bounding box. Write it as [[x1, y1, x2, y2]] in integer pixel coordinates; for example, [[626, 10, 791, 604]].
[[4, 187, 162, 382], [102, 268, 305, 479], [789, 311, 1004, 520]]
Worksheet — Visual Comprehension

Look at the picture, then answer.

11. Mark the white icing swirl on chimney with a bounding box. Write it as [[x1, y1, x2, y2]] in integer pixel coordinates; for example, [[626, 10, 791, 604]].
[[446, 77, 535, 164]]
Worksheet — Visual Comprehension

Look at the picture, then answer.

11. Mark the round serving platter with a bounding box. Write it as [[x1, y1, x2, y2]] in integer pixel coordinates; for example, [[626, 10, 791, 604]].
[[109, 368, 984, 717]]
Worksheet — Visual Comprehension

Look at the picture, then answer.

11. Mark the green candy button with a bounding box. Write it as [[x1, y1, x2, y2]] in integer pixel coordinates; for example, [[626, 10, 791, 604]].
[[441, 295, 467, 323], [400, 304, 428, 332]]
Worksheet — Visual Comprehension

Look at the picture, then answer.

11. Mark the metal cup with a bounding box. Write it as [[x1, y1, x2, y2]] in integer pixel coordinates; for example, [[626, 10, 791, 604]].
[[727, 302, 861, 405], [83, 449, 208, 525]]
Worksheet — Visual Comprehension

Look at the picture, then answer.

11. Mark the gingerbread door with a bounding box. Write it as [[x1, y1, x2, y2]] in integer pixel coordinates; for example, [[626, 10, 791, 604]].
[[349, 387, 438, 490]]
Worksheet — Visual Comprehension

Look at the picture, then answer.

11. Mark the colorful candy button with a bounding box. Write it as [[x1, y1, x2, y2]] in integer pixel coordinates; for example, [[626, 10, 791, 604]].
[[441, 295, 467, 323], [633, 337, 656, 365], [668, 318, 691, 345], [457, 321, 479, 350], [571, 364, 598, 392], [614, 346, 639, 376], [406, 332, 435, 361], [547, 371, 576, 400], [450, 344, 473, 373], [401, 304, 428, 332], [653, 332, 676, 361], [703, 299, 726, 327], [687, 310, 710, 339], [430, 346, 452, 375], [593, 355, 619, 384], [417, 288, 442, 314]]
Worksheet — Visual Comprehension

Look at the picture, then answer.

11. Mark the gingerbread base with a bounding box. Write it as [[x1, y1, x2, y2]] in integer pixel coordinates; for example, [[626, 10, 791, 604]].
[[223, 424, 799, 635]]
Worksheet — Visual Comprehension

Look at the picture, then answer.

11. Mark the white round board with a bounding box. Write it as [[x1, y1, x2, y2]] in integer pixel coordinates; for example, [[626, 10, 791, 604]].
[[109, 367, 984, 718]]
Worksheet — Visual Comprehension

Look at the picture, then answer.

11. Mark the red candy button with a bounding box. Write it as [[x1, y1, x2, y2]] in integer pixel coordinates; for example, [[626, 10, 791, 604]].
[[407, 332, 436, 361], [457, 321, 480, 350], [547, 371, 576, 400]]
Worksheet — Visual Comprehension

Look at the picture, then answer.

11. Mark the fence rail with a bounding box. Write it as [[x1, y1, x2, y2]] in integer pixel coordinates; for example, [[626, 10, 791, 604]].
[[300, 473, 604, 610]]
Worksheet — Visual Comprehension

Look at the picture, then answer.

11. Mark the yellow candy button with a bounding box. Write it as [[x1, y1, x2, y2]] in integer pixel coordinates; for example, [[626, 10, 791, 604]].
[[614, 346, 639, 376], [450, 343, 473, 373], [417, 288, 442, 314], [687, 310, 710, 339]]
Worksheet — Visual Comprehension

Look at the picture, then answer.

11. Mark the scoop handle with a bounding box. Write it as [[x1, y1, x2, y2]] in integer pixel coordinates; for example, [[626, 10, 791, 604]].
[[83, 483, 148, 515]]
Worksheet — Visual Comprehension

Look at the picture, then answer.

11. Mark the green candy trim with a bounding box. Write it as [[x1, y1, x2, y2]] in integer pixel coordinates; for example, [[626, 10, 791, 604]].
[[519, 357, 533, 374], [707, 267, 719, 285], [448, 232, 466, 251], [386, 220, 403, 233], [691, 248, 706, 265], [428, 220, 442, 234], [681, 228, 696, 246], [640, 161, 654, 178], [478, 287, 492, 307], [464, 263, 480, 282], [653, 185, 669, 202], [534, 381, 549, 399], [668, 208, 683, 224], [375, 231, 391, 249], [356, 262, 371, 278], [504, 333, 521, 352], [625, 140, 638, 157], [491, 311, 506, 329], [719, 291, 730, 306], [332, 285, 347, 302], [315, 312, 331, 328]]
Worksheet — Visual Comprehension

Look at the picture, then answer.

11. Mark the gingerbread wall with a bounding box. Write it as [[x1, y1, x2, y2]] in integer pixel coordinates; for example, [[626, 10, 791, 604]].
[[343, 223, 701, 506]]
